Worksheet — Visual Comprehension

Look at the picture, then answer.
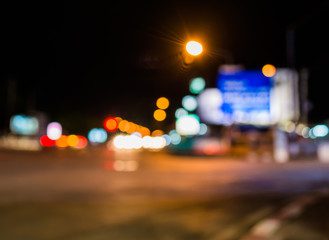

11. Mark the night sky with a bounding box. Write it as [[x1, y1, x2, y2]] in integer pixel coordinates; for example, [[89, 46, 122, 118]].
[[2, 1, 329, 134]]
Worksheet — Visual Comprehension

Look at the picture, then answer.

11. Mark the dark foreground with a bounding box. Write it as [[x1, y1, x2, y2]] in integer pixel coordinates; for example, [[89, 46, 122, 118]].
[[0, 148, 328, 239]]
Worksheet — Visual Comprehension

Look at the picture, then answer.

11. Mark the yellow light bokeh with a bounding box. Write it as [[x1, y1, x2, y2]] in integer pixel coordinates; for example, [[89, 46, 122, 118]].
[[154, 109, 166, 121], [67, 134, 79, 147], [156, 97, 170, 110], [262, 64, 276, 77], [186, 41, 203, 56]]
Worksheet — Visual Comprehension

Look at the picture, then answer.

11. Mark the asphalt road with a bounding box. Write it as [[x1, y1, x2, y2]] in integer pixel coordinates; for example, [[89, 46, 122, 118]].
[[0, 148, 329, 239]]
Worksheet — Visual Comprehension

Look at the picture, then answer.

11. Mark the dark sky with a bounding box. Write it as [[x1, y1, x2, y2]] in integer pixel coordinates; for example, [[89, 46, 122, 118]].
[[2, 1, 329, 133]]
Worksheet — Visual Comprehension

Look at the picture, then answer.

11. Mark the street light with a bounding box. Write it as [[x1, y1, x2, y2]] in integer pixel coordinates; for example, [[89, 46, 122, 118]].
[[186, 41, 203, 56]]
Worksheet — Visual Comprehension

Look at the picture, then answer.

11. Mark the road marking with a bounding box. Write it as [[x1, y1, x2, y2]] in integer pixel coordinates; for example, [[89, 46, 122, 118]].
[[240, 194, 319, 240]]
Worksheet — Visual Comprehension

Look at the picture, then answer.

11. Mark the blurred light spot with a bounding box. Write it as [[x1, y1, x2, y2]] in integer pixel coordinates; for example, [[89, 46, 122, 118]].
[[67, 135, 79, 147], [262, 64, 276, 77], [1, 135, 41, 151], [76, 136, 88, 148], [296, 123, 306, 136], [186, 41, 203, 56], [103, 160, 114, 171], [154, 109, 166, 121], [131, 132, 142, 138], [40, 135, 55, 147], [156, 97, 170, 110], [104, 117, 118, 132], [10, 115, 39, 135], [152, 129, 164, 136], [142, 136, 166, 149], [198, 123, 208, 135], [142, 136, 153, 148], [113, 135, 124, 149], [302, 127, 310, 138], [162, 134, 171, 146], [182, 95, 198, 112], [169, 131, 182, 145], [118, 120, 130, 132], [312, 124, 329, 137], [139, 127, 150, 137], [47, 122, 62, 140], [203, 145, 218, 155], [113, 160, 138, 172], [56, 135, 68, 148], [176, 115, 200, 136], [88, 128, 107, 144], [115, 117, 122, 123], [318, 142, 329, 163], [113, 160, 125, 171], [113, 134, 142, 149], [189, 77, 206, 94], [175, 108, 188, 119], [126, 160, 138, 171], [126, 122, 137, 134], [283, 121, 295, 133], [198, 88, 223, 125]]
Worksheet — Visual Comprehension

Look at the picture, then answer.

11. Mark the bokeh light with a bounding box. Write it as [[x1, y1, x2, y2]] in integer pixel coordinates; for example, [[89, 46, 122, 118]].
[[10, 115, 39, 135], [104, 117, 118, 132], [186, 41, 203, 56], [175, 108, 188, 119], [154, 109, 166, 121], [176, 115, 200, 136], [189, 77, 206, 94], [47, 122, 62, 140], [182, 95, 198, 112], [156, 97, 170, 110], [198, 123, 208, 135], [40, 135, 55, 147], [262, 64, 276, 77], [55, 135, 68, 148], [169, 130, 182, 145], [312, 124, 329, 137], [67, 135, 79, 147], [88, 128, 107, 144], [118, 120, 130, 132], [75, 136, 88, 148], [152, 129, 164, 136]]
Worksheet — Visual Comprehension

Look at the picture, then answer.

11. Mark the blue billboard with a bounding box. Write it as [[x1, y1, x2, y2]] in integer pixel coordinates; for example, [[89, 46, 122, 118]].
[[216, 70, 273, 125]]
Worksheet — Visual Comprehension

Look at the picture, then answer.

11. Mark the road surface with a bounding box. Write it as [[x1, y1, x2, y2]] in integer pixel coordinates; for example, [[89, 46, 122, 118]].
[[0, 148, 328, 239]]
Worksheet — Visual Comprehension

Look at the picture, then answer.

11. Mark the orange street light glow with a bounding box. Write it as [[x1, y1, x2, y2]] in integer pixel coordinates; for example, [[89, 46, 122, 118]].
[[186, 41, 203, 56]]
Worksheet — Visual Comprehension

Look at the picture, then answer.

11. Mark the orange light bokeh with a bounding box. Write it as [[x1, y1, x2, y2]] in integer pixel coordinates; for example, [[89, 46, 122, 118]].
[[75, 136, 88, 148], [156, 97, 169, 110], [104, 117, 118, 132], [262, 64, 276, 77], [152, 129, 164, 136], [55, 135, 68, 148], [153, 109, 166, 121]]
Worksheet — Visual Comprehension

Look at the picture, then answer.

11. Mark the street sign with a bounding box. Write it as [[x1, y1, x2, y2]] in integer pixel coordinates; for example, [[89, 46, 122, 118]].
[[217, 70, 273, 125]]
